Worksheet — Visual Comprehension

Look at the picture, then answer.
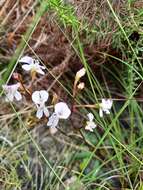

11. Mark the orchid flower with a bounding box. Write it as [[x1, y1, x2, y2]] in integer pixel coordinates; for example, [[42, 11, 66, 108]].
[[99, 99, 113, 117], [32, 90, 49, 119], [85, 113, 97, 132], [19, 56, 46, 75], [2, 83, 22, 102], [47, 102, 71, 128]]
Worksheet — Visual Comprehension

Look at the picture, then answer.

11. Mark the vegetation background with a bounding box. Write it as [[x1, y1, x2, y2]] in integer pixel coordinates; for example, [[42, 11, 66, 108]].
[[0, 0, 143, 189]]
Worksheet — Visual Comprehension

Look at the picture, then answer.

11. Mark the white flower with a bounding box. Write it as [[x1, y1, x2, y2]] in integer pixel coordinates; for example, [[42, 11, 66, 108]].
[[19, 56, 46, 75], [85, 113, 97, 132], [99, 99, 113, 117], [32, 90, 49, 105], [32, 90, 49, 119], [47, 102, 71, 128], [2, 83, 22, 102]]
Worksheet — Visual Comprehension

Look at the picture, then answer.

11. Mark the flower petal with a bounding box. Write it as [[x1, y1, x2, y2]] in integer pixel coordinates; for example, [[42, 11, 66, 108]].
[[91, 122, 97, 129], [55, 102, 71, 119], [6, 93, 14, 102], [2, 83, 21, 102], [85, 124, 94, 132], [14, 91, 22, 101], [19, 56, 33, 64], [43, 107, 49, 117], [40, 65, 46, 70], [76, 68, 86, 79], [32, 91, 40, 104], [99, 109, 103, 117], [36, 108, 43, 119], [35, 61, 46, 69], [106, 99, 113, 109], [47, 113, 59, 128], [22, 64, 32, 71], [101, 99, 106, 106], [32, 90, 49, 105], [104, 109, 110, 114], [14, 83, 21, 89], [39, 90, 49, 102], [101, 99, 113, 110], [87, 113, 94, 121], [85, 121, 96, 132], [37, 68, 45, 75]]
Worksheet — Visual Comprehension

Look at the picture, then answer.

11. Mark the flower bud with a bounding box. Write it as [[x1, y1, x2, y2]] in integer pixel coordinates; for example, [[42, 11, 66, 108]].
[[77, 82, 85, 90], [75, 68, 86, 80], [50, 127, 58, 135]]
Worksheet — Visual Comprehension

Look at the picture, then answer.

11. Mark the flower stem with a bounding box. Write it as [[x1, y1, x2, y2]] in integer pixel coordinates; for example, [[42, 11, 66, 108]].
[[74, 104, 98, 108]]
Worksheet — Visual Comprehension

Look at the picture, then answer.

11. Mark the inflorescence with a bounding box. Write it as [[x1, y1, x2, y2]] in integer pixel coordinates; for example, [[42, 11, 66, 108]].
[[2, 56, 113, 132]]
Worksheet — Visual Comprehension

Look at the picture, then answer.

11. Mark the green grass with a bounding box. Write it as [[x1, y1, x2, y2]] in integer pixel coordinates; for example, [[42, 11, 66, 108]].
[[1, 0, 143, 189]]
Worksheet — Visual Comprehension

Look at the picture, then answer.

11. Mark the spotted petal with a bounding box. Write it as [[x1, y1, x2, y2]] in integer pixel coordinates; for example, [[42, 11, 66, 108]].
[[47, 113, 59, 128]]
